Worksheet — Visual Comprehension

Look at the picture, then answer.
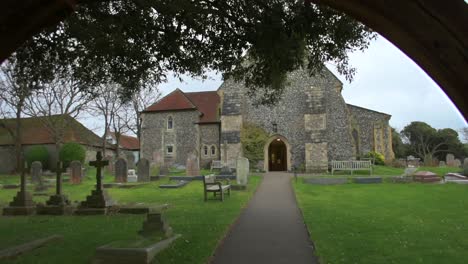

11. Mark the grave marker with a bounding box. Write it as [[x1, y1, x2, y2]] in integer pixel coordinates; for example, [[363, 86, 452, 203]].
[[31, 161, 42, 184], [137, 158, 150, 182], [446, 153, 455, 166], [236, 156, 249, 186], [115, 158, 127, 183], [70, 160, 82, 184], [186, 153, 200, 176]]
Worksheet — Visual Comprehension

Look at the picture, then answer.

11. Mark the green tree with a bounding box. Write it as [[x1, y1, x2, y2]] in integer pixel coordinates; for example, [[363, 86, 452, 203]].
[[391, 127, 407, 158], [13, 0, 375, 104], [59, 142, 86, 169], [401, 122, 466, 164], [241, 123, 269, 169]]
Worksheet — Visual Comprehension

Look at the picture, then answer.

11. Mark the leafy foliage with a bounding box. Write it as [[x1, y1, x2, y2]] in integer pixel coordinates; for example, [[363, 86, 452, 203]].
[[362, 151, 385, 165], [59, 142, 86, 168], [241, 123, 269, 167], [391, 127, 407, 158], [401, 121, 467, 163], [13, 0, 375, 104], [25, 145, 49, 169]]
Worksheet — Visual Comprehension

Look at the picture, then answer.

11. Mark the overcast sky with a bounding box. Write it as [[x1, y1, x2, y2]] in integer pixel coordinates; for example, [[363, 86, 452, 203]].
[[156, 35, 467, 133], [83, 35, 467, 136]]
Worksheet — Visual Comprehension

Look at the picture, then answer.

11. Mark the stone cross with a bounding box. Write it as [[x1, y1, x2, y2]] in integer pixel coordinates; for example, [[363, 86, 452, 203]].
[[89, 151, 109, 192]]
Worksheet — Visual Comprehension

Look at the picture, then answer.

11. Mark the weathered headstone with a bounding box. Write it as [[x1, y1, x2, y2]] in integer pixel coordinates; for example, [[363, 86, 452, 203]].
[[236, 156, 249, 185], [446, 153, 455, 166], [127, 154, 135, 169], [37, 161, 72, 215], [31, 161, 42, 184], [464, 158, 468, 169], [137, 158, 150, 182], [70, 160, 82, 184], [3, 161, 36, 215], [152, 151, 163, 165], [454, 159, 461, 168], [159, 165, 169, 176], [439, 160, 446, 167], [185, 153, 200, 176], [115, 158, 128, 183]]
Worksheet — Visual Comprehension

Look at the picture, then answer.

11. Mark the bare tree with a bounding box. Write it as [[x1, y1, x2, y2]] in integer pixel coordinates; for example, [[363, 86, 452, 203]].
[[112, 103, 132, 158], [127, 88, 161, 141], [0, 58, 37, 172], [23, 76, 92, 167], [88, 83, 124, 156]]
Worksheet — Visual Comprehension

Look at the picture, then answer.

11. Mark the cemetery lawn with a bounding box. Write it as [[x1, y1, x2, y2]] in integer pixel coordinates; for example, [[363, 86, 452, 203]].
[[0, 170, 261, 264], [308, 165, 461, 177], [294, 180, 468, 264]]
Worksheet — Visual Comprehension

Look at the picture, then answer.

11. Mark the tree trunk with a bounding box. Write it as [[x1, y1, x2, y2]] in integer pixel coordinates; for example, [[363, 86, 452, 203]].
[[14, 102, 23, 174], [102, 116, 108, 157], [115, 133, 120, 158], [423, 154, 433, 166]]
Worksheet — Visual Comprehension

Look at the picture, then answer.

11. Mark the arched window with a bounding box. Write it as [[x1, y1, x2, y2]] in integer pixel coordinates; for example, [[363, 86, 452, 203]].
[[167, 116, 173, 130], [211, 145, 216, 156], [203, 145, 208, 156]]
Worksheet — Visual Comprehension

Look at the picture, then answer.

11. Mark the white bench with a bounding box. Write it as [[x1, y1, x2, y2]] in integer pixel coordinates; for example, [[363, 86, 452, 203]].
[[331, 160, 372, 175], [203, 175, 231, 201], [210, 160, 237, 171], [210, 160, 223, 171]]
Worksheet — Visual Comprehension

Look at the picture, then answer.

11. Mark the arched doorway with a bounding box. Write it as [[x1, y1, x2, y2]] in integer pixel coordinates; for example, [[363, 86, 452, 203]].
[[264, 135, 292, 172], [268, 139, 287, 171]]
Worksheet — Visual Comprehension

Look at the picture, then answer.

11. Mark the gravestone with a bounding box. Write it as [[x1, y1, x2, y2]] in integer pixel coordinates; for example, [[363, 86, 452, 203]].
[[185, 153, 200, 176], [402, 167, 417, 176], [75, 151, 114, 215], [137, 158, 150, 182], [105, 156, 114, 174], [439, 161, 446, 167], [31, 161, 42, 184], [3, 161, 36, 215], [114, 158, 128, 183], [464, 158, 468, 169], [152, 151, 163, 165], [37, 162, 72, 215], [70, 160, 82, 184], [446, 153, 455, 166], [127, 169, 137, 183], [127, 154, 135, 169], [454, 159, 462, 168], [159, 165, 170, 176], [236, 156, 249, 186]]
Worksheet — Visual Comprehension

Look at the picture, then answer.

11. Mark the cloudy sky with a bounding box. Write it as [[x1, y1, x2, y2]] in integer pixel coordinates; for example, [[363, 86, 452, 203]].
[[156, 35, 467, 133]]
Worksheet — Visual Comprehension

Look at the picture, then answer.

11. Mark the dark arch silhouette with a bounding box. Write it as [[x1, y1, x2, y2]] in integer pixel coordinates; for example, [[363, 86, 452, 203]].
[[1, 0, 467, 118]]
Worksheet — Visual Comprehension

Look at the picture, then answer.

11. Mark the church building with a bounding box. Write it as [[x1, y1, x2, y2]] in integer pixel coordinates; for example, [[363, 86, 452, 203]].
[[140, 67, 394, 172]]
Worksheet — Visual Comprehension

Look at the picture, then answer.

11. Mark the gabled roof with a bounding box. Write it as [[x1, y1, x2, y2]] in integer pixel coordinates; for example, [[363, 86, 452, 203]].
[[109, 132, 139, 150], [347, 104, 391, 117], [185, 91, 220, 123], [0, 115, 105, 147], [144, 89, 196, 112], [143, 89, 220, 123]]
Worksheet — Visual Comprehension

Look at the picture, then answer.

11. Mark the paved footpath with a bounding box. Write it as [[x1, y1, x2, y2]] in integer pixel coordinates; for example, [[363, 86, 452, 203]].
[[211, 172, 318, 264]]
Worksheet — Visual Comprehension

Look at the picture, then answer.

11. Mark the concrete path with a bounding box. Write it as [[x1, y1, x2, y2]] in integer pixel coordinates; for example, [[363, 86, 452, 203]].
[[210, 172, 318, 264]]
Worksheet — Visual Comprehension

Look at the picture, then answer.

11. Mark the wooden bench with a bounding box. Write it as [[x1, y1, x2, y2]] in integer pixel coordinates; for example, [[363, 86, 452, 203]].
[[331, 160, 372, 175], [203, 175, 231, 201], [210, 160, 223, 171]]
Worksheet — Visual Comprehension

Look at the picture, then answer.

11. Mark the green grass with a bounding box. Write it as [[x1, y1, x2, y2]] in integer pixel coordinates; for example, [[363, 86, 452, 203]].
[[294, 180, 468, 264], [306, 165, 461, 177], [0, 169, 261, 263]]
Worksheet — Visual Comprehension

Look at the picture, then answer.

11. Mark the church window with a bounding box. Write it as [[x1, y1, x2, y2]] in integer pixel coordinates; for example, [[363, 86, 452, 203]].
[[166, 145, 174, 156], [203, 145, 209, 156], [167, 116, 173, 130], [211, 145, 216, 156], [272, 123, 278, 133]]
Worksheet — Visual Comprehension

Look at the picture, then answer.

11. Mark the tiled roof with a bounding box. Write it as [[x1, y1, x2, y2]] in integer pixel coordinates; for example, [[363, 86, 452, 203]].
[[185, 91, 220, 123], [144, 89, 196, 112], [110, 132, 139, 150], [143, 89, 220, 123], [0, 115, 105, 147]]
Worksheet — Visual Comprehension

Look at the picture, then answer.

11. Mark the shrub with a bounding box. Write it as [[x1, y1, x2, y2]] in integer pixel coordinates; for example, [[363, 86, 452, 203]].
[[241, 123, 269, 169], [59, 142, 86, 169], [363, 151, 385, 165], [25, 145, 49, 170]]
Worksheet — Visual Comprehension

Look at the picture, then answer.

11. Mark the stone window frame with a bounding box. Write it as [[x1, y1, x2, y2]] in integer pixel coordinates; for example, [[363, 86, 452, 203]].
[[210, 145, 217, 157], [167, 116, 174, 130], [166, 144, 175, 156], [202, 145, 209, 157]]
